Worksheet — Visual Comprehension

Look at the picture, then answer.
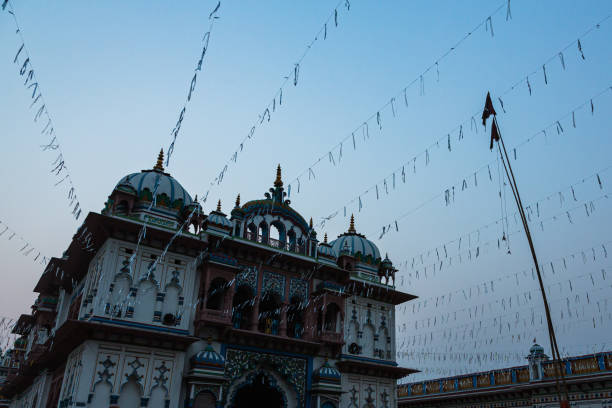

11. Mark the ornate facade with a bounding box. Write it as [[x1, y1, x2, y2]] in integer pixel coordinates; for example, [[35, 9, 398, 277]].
[[0, 152, 417, 408], [398, 344, 612, 408]]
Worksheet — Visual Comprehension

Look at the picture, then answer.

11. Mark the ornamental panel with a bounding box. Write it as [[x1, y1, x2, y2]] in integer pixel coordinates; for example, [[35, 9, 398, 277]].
[[289, 278, 308, 301], [262, 271, 286, 299], [225, 348, 307, 407]]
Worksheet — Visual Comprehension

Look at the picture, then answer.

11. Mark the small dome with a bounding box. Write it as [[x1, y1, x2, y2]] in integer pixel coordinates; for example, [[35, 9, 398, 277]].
[[318, 234, 338, 265], [314, 360, 341, 381], [207, 201, 232, 229], [191, 343, 225, 370], [113, 150, 193, 210], [530, 343, 545, 355], [240, 165, 310, 233], [329, 215, 381, 264], [381, 254, 393, 269]]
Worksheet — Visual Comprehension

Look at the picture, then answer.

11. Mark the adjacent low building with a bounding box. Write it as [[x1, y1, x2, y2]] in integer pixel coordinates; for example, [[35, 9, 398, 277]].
[[398, 344, 612, 408]]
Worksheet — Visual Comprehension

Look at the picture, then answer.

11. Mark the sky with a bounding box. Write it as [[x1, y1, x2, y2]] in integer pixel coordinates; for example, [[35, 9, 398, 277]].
[[1, 0, 612, 380]]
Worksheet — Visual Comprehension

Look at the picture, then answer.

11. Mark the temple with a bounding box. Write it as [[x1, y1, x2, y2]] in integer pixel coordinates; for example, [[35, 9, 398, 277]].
[[0, 152, 418, 408]]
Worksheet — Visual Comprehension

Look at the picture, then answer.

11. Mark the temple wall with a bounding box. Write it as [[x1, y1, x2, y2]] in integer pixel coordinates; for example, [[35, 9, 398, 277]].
[[343, 295, 396, 361], [340, 374, 395, 408], [55, 340, 185, 408], [77, 238, 199, 335], [8, 371, 51, 408]]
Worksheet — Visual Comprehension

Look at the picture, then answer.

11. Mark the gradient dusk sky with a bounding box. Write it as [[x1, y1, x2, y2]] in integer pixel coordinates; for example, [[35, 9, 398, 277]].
[[1, 1, 612, 379]]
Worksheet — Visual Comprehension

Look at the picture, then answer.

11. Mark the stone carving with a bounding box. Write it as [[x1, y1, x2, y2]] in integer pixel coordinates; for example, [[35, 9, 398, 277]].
[[289, 278, 307, 301], [225, 348, 307, 407], [236, 266, 258, 292], [263, 271, 286, 298]]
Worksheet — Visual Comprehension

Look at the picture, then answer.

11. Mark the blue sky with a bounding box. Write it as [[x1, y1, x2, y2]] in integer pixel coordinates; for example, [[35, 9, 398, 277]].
[[1, 0, 612, 378]]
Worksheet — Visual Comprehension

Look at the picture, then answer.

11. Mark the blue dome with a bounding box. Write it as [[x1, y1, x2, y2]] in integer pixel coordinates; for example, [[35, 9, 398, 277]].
[[115, 169, 193, 209], [329, 215, 380, 264], [314, 360, 341, 381], [191, 344, 225, 369], [317, 234, 338, 261], [530, 343, 545, 355]]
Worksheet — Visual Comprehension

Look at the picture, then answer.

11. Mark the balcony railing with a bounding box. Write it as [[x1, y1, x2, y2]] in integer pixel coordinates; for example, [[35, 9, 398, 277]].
[[244, 232, 306, 255], [197, 308, 231, 326], [319, 330, 344, 345]]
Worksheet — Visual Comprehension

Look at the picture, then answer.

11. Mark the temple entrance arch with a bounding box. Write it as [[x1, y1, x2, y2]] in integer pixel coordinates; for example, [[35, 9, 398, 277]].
[[232, 372, 286, 408]]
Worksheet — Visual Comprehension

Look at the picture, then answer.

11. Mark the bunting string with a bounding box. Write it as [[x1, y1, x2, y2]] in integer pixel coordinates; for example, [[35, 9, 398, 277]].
[[399, 164, 612, 276], [398, 193, 610, 286], [369, 84, 612, 240], [194, 0, 352, 199], [312, 16, 612, 229], [402, 262, 612, 330], [286, 1, 511, 196], [2, 0, 83, 220], [165, 2, 221, 167], [0, 218, 48, 266]]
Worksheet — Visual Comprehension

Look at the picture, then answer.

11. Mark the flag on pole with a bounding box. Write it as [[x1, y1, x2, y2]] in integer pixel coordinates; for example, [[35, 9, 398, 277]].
[[482, 91, 496, 126], [490, 119, 500, 150]]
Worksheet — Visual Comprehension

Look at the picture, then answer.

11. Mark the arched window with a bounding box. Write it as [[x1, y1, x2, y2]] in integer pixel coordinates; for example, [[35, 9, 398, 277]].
[[206, 278, 228, 310], [287, 229, 297, 251], [269, 221, 286, 249], [232, 285, 253, 330], [258, 222, 269, 244], [258, 292, 281, 335], [194, 391, 216, 408], [116, 200, 129, 215], [287, 296, 304, 339], [246, 223, 257, 241], [324, 303, 342, 333]]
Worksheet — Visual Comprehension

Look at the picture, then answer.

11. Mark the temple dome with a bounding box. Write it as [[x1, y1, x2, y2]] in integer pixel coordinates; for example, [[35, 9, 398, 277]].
[[113, 149, 193, 209], [317, 233, 338, 264], [529, 343, 545, 355], [206, 200, 232, 229], [329, 215, 381, 264], [240, 165, 310, 233], [314, 360, 341, 381]]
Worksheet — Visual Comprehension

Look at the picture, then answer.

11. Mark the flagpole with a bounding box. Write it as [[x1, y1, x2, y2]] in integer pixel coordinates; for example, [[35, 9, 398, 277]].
[[485, 97, 569, 406]]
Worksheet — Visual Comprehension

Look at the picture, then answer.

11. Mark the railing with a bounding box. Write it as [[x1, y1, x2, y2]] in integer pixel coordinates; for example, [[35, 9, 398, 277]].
[[197, 309, 231, 326], [319, 330, 344, 345], [244, 232, 306, 255]]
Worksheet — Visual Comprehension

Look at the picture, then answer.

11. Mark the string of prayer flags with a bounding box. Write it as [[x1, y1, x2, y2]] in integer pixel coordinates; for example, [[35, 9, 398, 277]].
[[166, 2, 220, 167], [287, 2, 513, 196], [3, 0, 82, 220]]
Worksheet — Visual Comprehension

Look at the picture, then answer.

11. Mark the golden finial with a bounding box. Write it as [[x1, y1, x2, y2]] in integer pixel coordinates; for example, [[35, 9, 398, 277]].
[[348, 214, 356, 233], [323, 233, 328, 244], [216, 200, 222, 212], [235, 194, 241, 208], [274, 164, 283, 187], [153, 149, 164, 171], [194, 195, 198, 203], [309, 217, 313, 229]]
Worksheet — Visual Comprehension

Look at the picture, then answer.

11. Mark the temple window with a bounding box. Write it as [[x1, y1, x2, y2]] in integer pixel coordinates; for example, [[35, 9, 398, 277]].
[[324, 303, 342, 333], [232, 285, 253, 330], [269, 221, 286, 249], [287, 296, 304, 339], [206, 278, 227, 311], [258, 292, 281, 335], [287, 229, 297, 251], [257, 222, 269, 244], [246, 223, 257, 241]]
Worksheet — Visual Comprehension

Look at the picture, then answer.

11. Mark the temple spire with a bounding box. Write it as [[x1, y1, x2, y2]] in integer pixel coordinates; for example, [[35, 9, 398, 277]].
[[348, 214, 356, 233], [235, 194, 241, 208], [153, 149, 164, 171], [217, 200, 222, 212], [323, 233, 328, 244], [274, 164, 283, 187], [309, 217, 313, 229]]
